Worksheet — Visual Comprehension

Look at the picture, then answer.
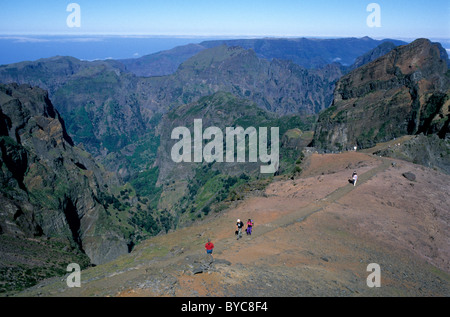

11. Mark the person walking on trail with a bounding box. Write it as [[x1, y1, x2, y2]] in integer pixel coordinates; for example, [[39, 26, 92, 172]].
[[352, 171, 358, 186], [236, 219, 244, 240], [205, 239, 214, 258], [246, 219, 254, 235]]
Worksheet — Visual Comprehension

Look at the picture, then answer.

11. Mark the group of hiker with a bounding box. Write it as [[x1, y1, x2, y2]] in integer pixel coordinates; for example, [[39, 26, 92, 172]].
[[236, 218, 253, 240], [206, 171, 359, 255], [204, 218, 254, 256]]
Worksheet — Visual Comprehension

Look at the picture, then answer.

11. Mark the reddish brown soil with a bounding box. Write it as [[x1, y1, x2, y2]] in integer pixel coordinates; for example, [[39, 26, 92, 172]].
[[115, 152, 449, 297]]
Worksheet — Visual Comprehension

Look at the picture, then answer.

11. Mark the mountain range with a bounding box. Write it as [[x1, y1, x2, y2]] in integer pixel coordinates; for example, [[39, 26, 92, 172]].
[[120, 37, 407, 77], [0, 37, 407, 176], [0, 36, 449, 295]]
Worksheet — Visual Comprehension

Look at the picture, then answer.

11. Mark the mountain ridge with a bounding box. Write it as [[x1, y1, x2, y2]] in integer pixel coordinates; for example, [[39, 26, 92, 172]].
[[118, 36, 408, 77]]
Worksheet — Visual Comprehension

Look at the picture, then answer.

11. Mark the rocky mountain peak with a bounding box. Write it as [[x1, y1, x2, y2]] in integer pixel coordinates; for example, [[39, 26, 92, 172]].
[[313, 38, 450, 152]]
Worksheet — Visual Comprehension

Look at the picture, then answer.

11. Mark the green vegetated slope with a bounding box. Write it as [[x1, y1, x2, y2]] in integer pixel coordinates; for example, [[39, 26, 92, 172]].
[[156, 92, 315, 227]]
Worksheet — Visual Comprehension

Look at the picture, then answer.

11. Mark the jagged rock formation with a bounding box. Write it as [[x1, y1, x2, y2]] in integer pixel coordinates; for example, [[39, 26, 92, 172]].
[[0, 83, 128, 265], [313, 39, 450, 152], [373, 134, 450, 174]]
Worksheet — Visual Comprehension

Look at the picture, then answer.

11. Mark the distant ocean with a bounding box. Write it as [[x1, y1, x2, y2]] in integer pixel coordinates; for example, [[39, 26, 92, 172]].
[[0, 35, 220, 65]]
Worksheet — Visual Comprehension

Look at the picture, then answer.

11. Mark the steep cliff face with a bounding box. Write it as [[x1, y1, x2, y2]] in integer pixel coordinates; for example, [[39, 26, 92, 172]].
[[313, 39, 450, 152], [0, 83, 128, 265]]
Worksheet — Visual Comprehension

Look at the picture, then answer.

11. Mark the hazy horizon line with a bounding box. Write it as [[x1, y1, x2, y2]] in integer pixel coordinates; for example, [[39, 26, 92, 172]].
[[1, 33, 449, 42]]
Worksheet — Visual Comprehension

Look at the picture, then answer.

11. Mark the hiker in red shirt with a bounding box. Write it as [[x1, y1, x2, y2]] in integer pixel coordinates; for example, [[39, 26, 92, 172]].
[[205, 239, 214, 255]]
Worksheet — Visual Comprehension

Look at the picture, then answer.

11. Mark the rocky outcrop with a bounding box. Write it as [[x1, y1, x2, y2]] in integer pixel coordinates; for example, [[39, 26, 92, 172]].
[[0, 83, 128, 265], [313, 39, 450, 152], [374, 134, 450, 175]]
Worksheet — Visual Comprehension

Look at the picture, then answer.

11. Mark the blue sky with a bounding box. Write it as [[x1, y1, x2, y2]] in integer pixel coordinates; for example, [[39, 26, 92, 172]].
[[0, 0, 449, 39]]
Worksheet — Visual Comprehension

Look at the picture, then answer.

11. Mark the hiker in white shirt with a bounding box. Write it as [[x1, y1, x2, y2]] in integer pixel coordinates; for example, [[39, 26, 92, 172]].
[[352, 171, 358, 186]]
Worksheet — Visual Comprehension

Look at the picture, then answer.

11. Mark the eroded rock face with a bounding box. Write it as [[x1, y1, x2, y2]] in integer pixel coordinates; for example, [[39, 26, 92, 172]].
[[313, 39, 450, 152], [0, 83, 127, 265]]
